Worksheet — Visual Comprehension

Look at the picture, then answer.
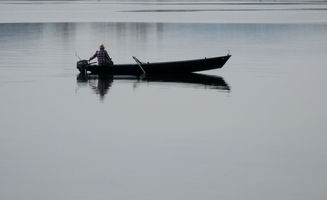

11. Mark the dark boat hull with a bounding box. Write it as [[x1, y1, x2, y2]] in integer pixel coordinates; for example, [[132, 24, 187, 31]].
[[77, 55, 231, 75]]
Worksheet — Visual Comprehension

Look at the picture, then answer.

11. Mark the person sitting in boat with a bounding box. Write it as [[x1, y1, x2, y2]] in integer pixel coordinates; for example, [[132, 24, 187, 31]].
[[89, 44, 114, 66]]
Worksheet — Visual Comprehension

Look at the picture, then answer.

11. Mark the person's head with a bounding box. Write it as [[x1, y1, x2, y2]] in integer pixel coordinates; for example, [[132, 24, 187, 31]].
[[99, 44, 105, 50]]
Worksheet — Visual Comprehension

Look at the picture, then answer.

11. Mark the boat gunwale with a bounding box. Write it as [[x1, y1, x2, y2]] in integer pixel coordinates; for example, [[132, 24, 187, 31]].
[[112, 54, 231, 67]]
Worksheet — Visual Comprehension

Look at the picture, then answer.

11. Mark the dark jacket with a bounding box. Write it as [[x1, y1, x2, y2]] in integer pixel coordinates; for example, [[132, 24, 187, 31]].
[[89, 49, 113, 66]]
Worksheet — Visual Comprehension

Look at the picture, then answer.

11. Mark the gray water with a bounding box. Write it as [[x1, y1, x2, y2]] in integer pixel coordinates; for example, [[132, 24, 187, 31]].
[[1, 1, 327, 200]]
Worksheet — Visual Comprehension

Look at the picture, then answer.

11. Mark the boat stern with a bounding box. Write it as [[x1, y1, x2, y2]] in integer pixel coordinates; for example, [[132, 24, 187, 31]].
[[77, 60, 89, 73]]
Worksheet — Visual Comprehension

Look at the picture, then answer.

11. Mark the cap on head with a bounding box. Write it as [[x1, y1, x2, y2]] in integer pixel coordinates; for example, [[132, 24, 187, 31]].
[[99, 44, 105, 49]]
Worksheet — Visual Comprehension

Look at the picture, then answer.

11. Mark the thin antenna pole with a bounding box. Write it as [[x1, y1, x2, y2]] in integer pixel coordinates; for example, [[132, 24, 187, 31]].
[[75, 52, 82, 60]]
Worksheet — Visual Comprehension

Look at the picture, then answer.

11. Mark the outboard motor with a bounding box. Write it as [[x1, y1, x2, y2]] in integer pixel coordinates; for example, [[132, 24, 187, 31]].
[[77, 60, 89, 73]]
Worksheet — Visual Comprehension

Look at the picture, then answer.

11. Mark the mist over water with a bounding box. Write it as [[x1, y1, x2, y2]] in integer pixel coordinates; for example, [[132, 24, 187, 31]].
[[1, 1, 327, 200]]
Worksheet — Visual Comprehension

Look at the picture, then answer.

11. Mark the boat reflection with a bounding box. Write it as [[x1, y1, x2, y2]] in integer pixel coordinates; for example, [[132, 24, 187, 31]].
[[76, 73, 230, 100]]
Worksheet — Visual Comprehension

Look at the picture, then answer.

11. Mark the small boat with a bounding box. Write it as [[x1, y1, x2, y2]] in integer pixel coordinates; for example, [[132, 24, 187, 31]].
[[77, 55, 231, 75]]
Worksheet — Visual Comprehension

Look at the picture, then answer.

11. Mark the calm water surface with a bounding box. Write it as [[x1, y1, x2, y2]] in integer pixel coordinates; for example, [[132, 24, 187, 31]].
[[0, 1, 327, 200]]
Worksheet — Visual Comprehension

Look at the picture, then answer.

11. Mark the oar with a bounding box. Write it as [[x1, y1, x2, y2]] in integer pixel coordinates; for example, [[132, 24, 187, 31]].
[[132, 56, 146, 74]]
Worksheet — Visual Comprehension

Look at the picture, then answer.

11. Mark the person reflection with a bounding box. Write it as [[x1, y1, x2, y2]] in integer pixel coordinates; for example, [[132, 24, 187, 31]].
[[89, 75, 113, 101], [77, 73, 113, 101]]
